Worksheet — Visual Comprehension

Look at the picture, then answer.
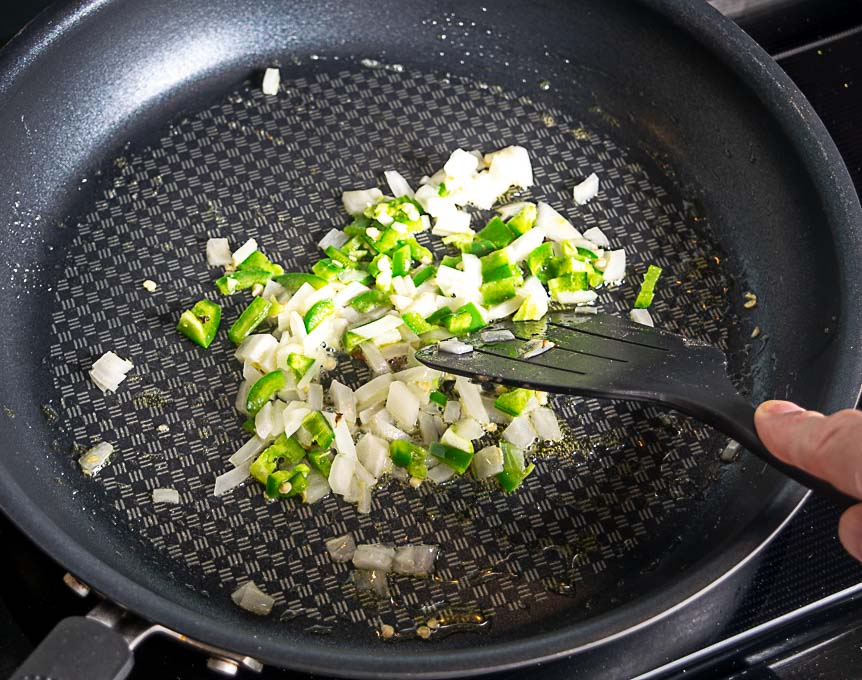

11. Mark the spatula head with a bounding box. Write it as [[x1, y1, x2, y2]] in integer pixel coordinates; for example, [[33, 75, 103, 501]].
[[415, 311, 728, 406]]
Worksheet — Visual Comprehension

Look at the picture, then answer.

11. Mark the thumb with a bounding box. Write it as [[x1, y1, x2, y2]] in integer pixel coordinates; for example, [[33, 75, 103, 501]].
[[755, 401, 862, 499]]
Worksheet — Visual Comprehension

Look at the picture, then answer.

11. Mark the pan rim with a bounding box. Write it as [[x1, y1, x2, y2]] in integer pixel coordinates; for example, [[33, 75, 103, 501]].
[[0, 0, 860, 676]]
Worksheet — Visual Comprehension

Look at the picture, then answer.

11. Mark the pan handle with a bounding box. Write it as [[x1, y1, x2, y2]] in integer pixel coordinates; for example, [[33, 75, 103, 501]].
[[10, 616, 134, 680], [682, 385, 860, 511]]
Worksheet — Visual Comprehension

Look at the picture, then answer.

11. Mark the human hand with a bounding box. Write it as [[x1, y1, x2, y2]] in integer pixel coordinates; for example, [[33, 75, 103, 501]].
[[754, 400, 862, 561]]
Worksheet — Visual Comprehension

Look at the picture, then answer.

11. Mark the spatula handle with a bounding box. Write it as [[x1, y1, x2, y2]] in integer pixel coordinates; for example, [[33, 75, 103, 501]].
[[706, 394, 859, 510]]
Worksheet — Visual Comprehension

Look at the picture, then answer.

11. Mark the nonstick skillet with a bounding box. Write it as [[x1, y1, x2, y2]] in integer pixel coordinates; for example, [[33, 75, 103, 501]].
[[1, 1, 861, 678]]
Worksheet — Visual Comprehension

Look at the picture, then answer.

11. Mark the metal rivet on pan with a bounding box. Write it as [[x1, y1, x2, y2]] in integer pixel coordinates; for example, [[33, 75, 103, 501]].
[[62, 572, 91, 597], [206, 657, 240, 676]]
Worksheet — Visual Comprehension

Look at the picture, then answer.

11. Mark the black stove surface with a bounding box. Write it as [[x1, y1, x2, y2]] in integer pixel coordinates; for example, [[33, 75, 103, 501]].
[[2, 2, 862, 679]]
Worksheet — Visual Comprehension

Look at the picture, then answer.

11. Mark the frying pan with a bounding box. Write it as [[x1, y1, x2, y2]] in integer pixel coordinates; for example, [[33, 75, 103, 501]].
[[1, 0, 861, 678]]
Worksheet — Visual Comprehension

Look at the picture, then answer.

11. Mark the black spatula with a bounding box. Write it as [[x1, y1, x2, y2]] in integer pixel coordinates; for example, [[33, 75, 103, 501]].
[[415, 311, 855, 508]]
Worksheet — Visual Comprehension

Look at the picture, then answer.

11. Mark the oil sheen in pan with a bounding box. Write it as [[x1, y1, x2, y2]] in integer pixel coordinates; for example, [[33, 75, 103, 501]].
[[43, 63, 753, 638]]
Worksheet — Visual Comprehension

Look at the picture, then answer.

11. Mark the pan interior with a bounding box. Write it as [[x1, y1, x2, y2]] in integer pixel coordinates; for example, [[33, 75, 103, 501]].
[[43, 62, 755, 647]]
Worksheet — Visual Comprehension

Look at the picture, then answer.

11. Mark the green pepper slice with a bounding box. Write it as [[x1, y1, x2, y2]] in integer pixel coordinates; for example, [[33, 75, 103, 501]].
[[176, 299, 222, 348]]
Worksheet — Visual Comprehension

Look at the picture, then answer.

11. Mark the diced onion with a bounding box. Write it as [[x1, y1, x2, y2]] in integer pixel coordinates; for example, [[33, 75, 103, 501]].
[[152, 488, 180, 504], [598, 249, 626, 284], [353, 569, 389, 598], [502, 415, 537, 449], [496, 201, 535, 221], [330, 380, 356, 424], [303, 470, 331, 504], [262, 67, 280, 96], [393, 545, 439, 575], [318, 228, 350, 252], [231, 581, 274, 616], [438, 339, 473, 355], [427, 464, 457, 484], [472, 445, 504, 479], [536, 202, 581, 242], [361, 341, 390, 375], [443, 400, 461, 424], [353, 544, 395, 571], [206, 238, 232, 266], [530, 407, 562, 441], [326, 533, 356, 562], [456, 376, 490, 424], [582, 226, 610, 247], [480, 329, 515, 344], [630, 308, 654, 327], [342, 188, 383, 216], [573, 172, 600, 205], [384, 170, 414, 198], [231, 238, 258, 267], [357, 433, 390, 478], [214, 459, 251, 496], [328, 453, 356, 495], [78, 441, 114, 476], [307, 383, 324, 411], [89, 351, 134, 393]]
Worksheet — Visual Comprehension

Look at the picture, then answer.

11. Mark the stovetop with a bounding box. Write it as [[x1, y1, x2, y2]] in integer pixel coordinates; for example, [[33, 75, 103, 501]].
[[2, 2, 862, 679]]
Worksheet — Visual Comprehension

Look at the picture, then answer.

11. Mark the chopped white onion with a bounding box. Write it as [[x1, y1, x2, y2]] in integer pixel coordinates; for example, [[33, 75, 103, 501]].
[[231, 238, 258, 267], [480, 329, 515, 344], [78, 441, 114, 476], [582, 226, 610, 247], [555, 289, 599, 305], [262, 67, 280, 96], [282, 405, 311, 438], [536, 201, 581, 242], [355, 374, 393, 410], [456, 376, 490, 424], [214, 458, 251, 496], [418, 412, 439, 446], [326, 533, 356, 562], [485, 145, 533, 188], [361, 341, 390, 375], [506, 227, 545, 264], [597, 249, 626, 284], [333, 419, 357, 458], [89, 351, 134, 393], [573, 172, 600, 205], [318, 228, 350, 252], [453, 418, 485, 441], [231, 581, 274, 616], [350, 314, 403, 339], [357, 433, 390, 478], [328, 453, 356, 495], [342, 188, 383, 216], [303, 470, 331, 504], [496, 201, 535, 221], [630, 308, 655, 327], [443, 400, 461, 424], [307, 383, 324, 411], [206, 237, 232, 266], [530, 407, 563, 441], [330, 380, 356, 424], [472, 445, 504, 479], [438, 339, 473, 355], [229, 435, 267, 467], [384, 170, 414, 198], [502, 415, 537, 449], [522, 338, 556, 359], [152, 488, 180, 504], [353, 544, 396, 572], [393, 545, 439, 575], [371, 409, 410, 441], [353, 569, 389, 598], [427, 463, 457, 484]]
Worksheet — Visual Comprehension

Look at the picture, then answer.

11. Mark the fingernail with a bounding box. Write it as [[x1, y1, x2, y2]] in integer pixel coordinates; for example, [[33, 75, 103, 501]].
[[758, 400, 805, 417]]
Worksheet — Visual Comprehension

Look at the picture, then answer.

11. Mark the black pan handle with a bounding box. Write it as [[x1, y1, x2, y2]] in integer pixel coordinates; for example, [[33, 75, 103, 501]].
[[695, 388, 859, 511], [10, 616, 134, 680]]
